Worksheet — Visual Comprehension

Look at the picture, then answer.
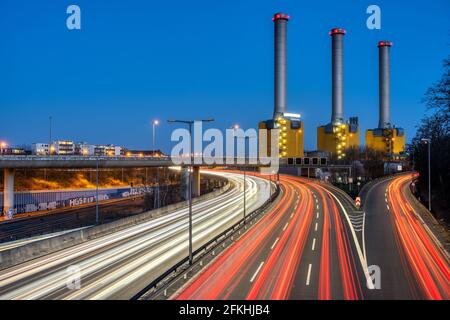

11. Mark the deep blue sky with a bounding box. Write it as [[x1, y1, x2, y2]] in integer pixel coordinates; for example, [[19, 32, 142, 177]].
[[0, 0, 448, 152]]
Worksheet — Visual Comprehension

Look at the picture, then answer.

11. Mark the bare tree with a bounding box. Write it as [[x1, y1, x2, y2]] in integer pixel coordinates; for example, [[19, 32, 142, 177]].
[[409, 55, 450, 221]]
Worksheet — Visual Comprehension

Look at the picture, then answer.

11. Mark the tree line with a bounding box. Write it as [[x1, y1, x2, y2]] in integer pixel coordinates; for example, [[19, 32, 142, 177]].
[[408, 56, 450, 222]]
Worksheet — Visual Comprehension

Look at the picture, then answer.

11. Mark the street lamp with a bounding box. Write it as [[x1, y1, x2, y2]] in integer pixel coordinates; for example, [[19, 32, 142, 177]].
[[421, 138, 431, 212], [150, 119, 161, 207], [0, 142, 7, 155], [152, 119, 160, 151], [49, 116, 53, 156], [168, 118, 214, 265], [49, 145, 56, 156], [96, 158, 100, 224], [233, 130, 257, 224]]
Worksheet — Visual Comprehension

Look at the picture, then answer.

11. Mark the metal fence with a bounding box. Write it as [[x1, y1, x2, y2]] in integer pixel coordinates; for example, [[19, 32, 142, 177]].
[[0, 186, 157, 215]]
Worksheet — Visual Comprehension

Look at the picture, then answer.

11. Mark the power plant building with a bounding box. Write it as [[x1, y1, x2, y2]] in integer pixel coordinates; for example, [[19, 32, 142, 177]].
[[366, 41, 405, 156], [259, 13, 304, 158], [317, 28, 360, 159]]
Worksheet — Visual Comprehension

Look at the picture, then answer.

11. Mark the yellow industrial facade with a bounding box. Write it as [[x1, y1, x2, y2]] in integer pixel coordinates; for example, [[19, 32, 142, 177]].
[[365, 128, 405, 155], [259, 116, 304, 158], [317, 120, 360, 159]]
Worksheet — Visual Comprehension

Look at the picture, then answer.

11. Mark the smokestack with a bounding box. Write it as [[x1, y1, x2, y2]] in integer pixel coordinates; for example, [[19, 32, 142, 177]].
[[273, 13, 290, 118], [329, 28, 346, 125], [378, 41, 393, 129]]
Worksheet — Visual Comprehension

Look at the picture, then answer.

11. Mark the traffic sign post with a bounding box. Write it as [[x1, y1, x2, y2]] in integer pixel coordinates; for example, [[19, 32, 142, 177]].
[[355, 197, 361, 208]]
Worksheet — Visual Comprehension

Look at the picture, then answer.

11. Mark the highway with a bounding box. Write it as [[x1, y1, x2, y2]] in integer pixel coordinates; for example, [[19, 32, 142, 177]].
[[174, 175, 370, 300], [0, 171, 272, 300], [175, 173, 449, 300], [364, 174, 450, 300]]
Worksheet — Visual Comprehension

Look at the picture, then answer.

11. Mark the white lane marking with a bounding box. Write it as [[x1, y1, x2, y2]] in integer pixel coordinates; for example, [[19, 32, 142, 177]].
[[317, 185, 374, 290], [271, 238, 280, 250], [306, 264, 312, 286], [387, 205, 390, 211], [316, 212, 320, 219], [283, 223, 289, 231], [385, 198, 388, 203], [362, 212, 367, 260], [290, 213, 294, 219], [315, 222, 318, 231], [316, 205, 319, 210], [250, 261, 265, 283], [316, 199, 318, 204], [311, 238, 316, 251]]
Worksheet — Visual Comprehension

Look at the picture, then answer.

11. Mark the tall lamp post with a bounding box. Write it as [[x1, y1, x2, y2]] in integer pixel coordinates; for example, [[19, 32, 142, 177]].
[[232, 125, 246, 223], [232, 125, 257, 224], [152, 120, 159, 151], [49, 116, 53, 155], [95, 157, 100, 224], [421, 138, 431, 212], [153, 120, 160, 207], [168, 118, 214, 265]]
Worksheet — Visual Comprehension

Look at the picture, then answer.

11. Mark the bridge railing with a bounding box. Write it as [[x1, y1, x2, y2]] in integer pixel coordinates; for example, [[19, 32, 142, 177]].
[[0, 155, 275, 167]]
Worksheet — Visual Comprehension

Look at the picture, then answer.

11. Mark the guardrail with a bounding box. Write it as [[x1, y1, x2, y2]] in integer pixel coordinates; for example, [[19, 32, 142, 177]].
[[0, 155, 275, 168]]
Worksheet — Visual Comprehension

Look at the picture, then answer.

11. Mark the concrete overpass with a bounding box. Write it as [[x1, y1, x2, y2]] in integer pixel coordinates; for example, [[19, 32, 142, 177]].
[[0, 155, 272, 216], [1, 155, 344, 216], [0, 155, 273, 169]]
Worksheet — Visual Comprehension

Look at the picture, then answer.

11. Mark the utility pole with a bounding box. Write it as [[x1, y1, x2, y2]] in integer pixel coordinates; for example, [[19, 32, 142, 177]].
[[168, 118, 214, 265], [232, 127, 250, 224], [152, 120, 159, 151], [49, 116, 53, 155], [243, 168, 247, 223], [154, 167, 161, 208], [421, 139, 431, 212], [269, 174, 273, 197], [96, 158, 100, 224]]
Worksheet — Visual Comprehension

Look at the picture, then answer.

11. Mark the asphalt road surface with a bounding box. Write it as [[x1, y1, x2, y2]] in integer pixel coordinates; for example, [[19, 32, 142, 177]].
[[174, 174, 449, 300], [364, 174, 449, 299], [175, 175, 370, 300], [0, 171, 271, 300]]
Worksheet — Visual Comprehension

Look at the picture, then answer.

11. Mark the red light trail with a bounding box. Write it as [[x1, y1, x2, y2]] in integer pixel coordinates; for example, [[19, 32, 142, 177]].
[[387, 175, 450, 299], [175, 175, 364, 300]]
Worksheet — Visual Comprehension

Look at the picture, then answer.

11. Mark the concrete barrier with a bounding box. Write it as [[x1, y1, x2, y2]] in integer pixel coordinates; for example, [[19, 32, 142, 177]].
[[0, 180, 232, 270]]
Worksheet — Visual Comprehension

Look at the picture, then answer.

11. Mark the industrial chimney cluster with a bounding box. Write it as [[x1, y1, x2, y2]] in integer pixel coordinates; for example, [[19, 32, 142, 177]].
[[259, 13, 405, 160]]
